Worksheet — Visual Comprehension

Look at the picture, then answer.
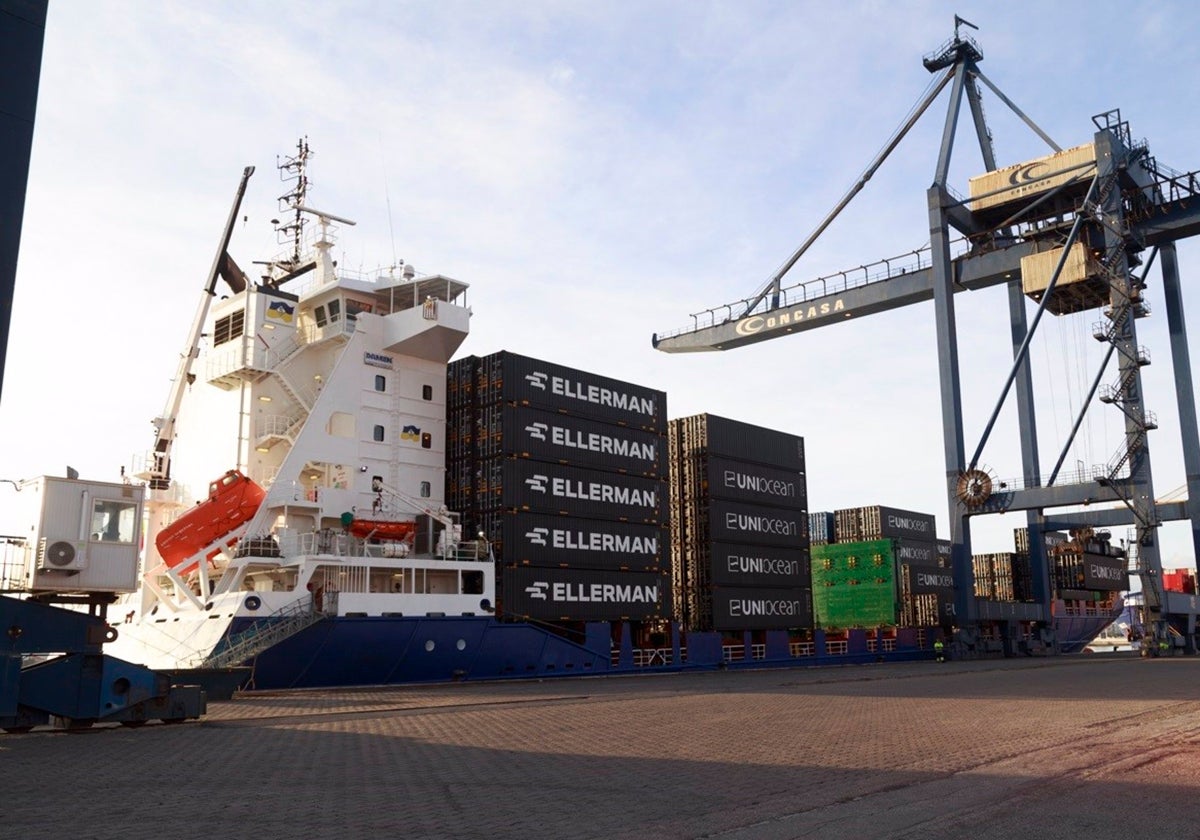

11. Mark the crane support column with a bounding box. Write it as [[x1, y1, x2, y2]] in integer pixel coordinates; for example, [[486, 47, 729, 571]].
[[927, 185, 973, 623], [1159, 242, 1200, 578], [1007, 278, 1051, 603], [1093, 127, 1166, 640]]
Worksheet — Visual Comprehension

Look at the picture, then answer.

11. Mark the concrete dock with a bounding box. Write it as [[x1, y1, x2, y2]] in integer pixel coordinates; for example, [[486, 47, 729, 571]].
[[3, 654, 1199, 839]]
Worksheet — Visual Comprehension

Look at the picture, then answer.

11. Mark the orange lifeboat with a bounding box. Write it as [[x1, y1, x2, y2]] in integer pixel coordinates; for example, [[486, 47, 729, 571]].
[[347, 519, 416, 541], [156, 470, 265, 573]]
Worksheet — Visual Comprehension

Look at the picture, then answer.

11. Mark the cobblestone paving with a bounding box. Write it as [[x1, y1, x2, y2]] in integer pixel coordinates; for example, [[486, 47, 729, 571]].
[[3, 655, 1198, 839]]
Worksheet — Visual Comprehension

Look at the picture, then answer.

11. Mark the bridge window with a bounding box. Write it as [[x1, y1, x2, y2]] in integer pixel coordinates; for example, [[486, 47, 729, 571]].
[[213, 310, 245, 347], [373, 425, 385, 442], [91, 499, 138, 544], [462, 570, 484, 595], [375, 375, 387, 392], [422, 384, 433, 401]]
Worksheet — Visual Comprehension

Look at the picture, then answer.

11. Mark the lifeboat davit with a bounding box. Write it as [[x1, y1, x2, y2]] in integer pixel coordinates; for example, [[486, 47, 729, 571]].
[[347, 519, 416, 541], [156, 470, 265, 573]]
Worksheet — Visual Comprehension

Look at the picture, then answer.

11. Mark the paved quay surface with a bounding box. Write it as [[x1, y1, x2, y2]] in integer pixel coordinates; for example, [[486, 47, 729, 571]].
[[3, 654, 1200, 839]]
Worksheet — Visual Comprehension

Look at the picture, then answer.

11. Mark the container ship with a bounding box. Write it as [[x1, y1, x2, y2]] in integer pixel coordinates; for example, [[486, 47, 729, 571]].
[[0, 146, 1124, 690]]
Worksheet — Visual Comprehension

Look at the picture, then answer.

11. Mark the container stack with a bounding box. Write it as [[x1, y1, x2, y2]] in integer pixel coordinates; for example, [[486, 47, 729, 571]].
[[668, 414, 811, 632], [445, 351, 671, 622], [1011, 527, 1124, 598], [897, 538, 956, 628], [1164, 569, 1198, 594], [1040, 531, 1127, 596], [971, 552, 1034, 601], [822, 505, 952, 627], [808, 512, 835, 546], [810, 539, 897, 629], [446, 355, 480, 515]]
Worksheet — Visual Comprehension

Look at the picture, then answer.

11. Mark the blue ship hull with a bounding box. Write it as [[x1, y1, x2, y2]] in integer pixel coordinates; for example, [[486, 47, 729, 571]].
[[222, 616, 938, 690]]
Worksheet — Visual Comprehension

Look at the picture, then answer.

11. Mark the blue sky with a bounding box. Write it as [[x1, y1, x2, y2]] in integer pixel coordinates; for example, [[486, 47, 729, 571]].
[[5, 0, 1200, 564]]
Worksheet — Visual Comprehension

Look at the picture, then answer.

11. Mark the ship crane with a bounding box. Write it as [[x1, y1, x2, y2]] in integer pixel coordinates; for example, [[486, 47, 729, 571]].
[[653, 21, 1200, 655], [140, 166, 256, 493]]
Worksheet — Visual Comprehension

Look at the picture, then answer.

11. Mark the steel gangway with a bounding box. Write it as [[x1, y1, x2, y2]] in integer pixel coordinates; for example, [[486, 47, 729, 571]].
[[198, 594, 333, 669]]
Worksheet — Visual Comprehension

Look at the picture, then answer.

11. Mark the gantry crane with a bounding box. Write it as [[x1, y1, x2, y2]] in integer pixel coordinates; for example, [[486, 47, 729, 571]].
[[653, 19, 1200, 654]]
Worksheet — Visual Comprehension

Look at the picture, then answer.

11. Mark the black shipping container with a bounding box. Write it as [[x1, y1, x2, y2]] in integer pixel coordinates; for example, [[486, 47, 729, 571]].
[[904, 592, 957, 627], [809, 512, 836, 546], [707, 499, 809, 548], [1014, 527, 1068, 555], [497, 512, 666, 571], [478, 351, 667, 432], [936, 540, 951, 561], [502, 566, 671, 621], [672, 413, 804, 470], [708, 543, 811, 587], [447, 355, 480, 409], [710, 586, 813, 631], [704, 456, 807, 510], [893, 539, 938, 567], [835, 505, 936, 542], [485, 405, 663, 477], [1081, 553, 1128, 590], [907, 565, 956, 594], [475, 458, 665, 523]]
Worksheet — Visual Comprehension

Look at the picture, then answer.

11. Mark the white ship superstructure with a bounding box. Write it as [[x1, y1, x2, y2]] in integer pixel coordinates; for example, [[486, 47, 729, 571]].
[[106, 149, 497, 673]]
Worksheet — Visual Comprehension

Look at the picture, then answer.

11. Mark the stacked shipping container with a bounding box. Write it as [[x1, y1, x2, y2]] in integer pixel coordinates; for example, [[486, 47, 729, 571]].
[[668, 414, 812, 632], [446, 351, 671, 621], [1011, 527, 1127, 598], [814, 506, 954, 628], [808, 512, 835, 546], [810, 540, 897, 628]]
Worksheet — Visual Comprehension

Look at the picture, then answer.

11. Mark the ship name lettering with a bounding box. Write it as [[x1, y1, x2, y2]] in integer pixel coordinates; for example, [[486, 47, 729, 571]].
[[552, 582, 659, 603], [887, 514, 930, 534], [549, 375, 656, 418], [1088, 563, 1123, 581], [729, 598, 805, 617], [553, 530, 657, 555], [723, 469, 795, 498], [916, 572, 955, 589], [726, 554, 799, 577], [553, 478, 656, 508], [551, 427, 656, 462], [725, 512, 797, 536]]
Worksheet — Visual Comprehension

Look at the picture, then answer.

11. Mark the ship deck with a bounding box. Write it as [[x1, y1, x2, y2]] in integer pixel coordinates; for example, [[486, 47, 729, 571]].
[[4, 653, 1198, 839]]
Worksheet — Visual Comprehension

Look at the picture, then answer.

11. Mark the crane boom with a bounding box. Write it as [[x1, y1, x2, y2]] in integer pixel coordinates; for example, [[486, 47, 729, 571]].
[[144, 166, 255, 490]]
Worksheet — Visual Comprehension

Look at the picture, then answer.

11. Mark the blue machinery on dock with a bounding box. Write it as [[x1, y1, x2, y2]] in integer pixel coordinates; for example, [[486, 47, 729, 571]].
[[654, 19, 1200, 653], [1, 595, 205, 731]]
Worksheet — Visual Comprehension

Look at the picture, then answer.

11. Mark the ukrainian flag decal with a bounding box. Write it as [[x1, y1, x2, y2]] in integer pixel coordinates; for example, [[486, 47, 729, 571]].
[[266, 300, 295, 323]]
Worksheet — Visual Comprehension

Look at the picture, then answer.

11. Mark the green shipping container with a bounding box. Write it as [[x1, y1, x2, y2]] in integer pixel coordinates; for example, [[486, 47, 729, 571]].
[[811, 540, 898, 629]]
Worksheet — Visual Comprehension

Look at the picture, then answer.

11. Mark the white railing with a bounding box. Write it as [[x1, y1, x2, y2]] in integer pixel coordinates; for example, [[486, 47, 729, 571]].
[[631, 647, 673, 667], [0, 537, 30, 592]]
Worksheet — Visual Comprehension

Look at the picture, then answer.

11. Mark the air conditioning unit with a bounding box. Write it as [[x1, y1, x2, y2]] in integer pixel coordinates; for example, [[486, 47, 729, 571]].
[[37, 538, 88, 572]]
